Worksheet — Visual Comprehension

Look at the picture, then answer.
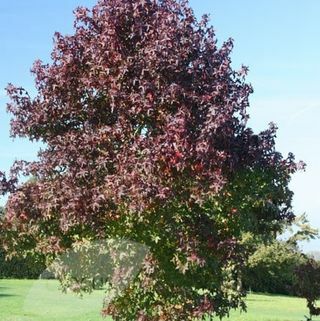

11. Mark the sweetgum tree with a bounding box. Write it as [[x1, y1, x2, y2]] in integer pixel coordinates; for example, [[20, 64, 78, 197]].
[[0, 0, 304, 320]]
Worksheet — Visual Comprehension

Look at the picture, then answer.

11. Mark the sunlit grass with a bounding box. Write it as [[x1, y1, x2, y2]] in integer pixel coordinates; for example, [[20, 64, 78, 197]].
[[219, 292, 311, 321]]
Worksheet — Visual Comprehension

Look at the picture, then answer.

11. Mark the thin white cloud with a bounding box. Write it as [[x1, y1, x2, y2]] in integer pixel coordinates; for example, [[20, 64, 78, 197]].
[[250, 97, 320, 125], [286, 105, 319, 126]]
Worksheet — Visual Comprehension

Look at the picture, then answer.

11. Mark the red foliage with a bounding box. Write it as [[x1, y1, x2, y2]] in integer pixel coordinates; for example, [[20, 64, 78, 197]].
[[0, 1, 304, 320]]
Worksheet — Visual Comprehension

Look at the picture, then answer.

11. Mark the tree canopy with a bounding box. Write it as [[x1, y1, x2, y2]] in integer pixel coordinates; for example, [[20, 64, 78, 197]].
[[0, 1, 304, 320], [240, 214, 318, 296]]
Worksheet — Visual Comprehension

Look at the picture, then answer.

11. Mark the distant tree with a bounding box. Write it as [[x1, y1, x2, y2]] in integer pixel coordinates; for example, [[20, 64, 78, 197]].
[[0, 0, 304, 320], [286, 213, 319, 247], [243, 214, 318, 295], [243, 240, 305, 295], [0, 250, 45, 279]]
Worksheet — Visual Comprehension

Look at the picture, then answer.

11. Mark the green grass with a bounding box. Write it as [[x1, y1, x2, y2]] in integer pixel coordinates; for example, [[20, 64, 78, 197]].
[[224, 293, 311, 321], [0, 279, 109, 321], [0, 279, 314, 321]]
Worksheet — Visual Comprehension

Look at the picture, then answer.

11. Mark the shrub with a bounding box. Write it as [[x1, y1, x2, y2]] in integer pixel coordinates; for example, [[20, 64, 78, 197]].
[[295, 259, 320, 320]]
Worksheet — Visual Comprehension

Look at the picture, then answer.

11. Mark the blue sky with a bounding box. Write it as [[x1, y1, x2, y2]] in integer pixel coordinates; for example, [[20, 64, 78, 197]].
[[0, 1, 319, 250]]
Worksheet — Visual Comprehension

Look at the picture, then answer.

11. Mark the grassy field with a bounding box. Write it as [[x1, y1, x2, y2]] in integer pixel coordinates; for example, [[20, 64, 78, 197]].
[[0, 279, 313, 321]]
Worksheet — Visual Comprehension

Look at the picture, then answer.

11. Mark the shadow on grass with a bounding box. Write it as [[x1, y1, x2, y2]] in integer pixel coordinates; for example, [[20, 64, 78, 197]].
[[0, 285, 17, 298], [0, 293, 16, 298]]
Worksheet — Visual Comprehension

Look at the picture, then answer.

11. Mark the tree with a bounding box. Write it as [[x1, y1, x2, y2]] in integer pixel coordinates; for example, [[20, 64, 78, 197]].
[[242, 214, 318, 295], [243, 240, 305, 295], [0, 0, 304, 320], [286, 213, 319, 247]]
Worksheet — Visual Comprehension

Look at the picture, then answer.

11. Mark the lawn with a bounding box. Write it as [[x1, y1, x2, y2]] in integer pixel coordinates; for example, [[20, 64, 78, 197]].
[[0, 279, 108, 321], [0, 279, 313, 321]]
